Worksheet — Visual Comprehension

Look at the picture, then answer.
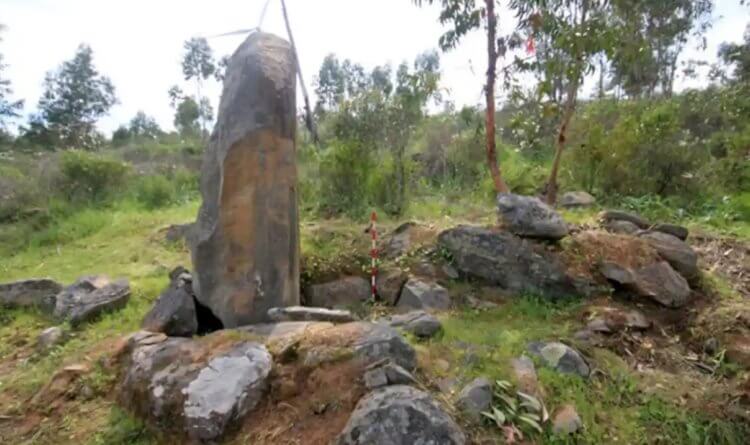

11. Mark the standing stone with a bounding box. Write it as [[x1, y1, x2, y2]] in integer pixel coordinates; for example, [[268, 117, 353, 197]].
[[191, 32, 299, 327]]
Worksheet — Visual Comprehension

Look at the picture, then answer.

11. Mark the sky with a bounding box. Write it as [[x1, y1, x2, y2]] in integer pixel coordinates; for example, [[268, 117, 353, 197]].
[[1, 0, 748, 135]]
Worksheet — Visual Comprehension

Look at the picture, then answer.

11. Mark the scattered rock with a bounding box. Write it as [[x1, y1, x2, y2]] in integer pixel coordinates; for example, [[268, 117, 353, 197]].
[[585, 305, 650, 334], [164, 223, 193, 243], [511, 355, 541, 396], [552, 404, 583, 435], [497, 193, 569, 240], [305, 276, 371, 308], [0, 278, 62, 311], [54, 276, 131, 326], [456, 377, 492, 422], [528, 341, 590, 378], [141, 286, 198, 337], [383, 310, 442, 338], [267, 306, 356, 323], [559, 191, 596, 208], [363, 361, 417, 389], [599, 210, 650, 229], [36, 326, 66, 351], [397, 278, 451, 311], [603, 219, 640, 235], [190, 32, 300, 327], [376, 269, 408, 305], [183, 343, 272, 442], [703, 337, 720, 355], [439, 225, 582, 299], [336, 385, 466, 445], [639, 231, 698, 281], [632, 261, 692, 308], [352, 323, 417, 371], [653, 223, 689, 241]]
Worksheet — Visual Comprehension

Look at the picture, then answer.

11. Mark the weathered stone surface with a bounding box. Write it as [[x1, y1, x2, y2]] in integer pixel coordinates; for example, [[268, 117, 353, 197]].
[[511, 356, 541, 396], [585, 305, 650, 334], [336, 385, 466, 445], [352, 323, 417, 371], [305, 276, 370, 308], [54, 276, 130, 326], [364, 361, 417, 389], [381, 222, 435, 259], [438, 225, 581, 299], [118, 333, 271, 442], [238, 321, 333, 340], [559, 191, 596, 208], [190, 32, 299, 327], [640, 231, 698, 280], [377, 269, 408, 305], [456, 377, 492, 422], [528, 342, 590, 378], [599, 210, 650, 229], [603, 219, 640, 235], [497, 193, 569, 240], [553, 404, 583, 435], [397, 279, 451, 311], [37, 326, 66, 351], [183, 343, 272, 441], [632, 261, 692, 308], [383, 310, 442, 338], [653, 223, 689, 241], [0, 278, 62, 310], [267, 306, 356, 323], [141, 287, 198, 337]]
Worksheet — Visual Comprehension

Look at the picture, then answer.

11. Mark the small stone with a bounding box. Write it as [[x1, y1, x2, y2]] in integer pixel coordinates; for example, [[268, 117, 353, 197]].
[[397, 279, 451, 311], [553, 404, 582, 435], [37, 327, 66, 351], [363, 361, 416, 389], [703, 337, 720, 355], [511, 356, 541, 396], [559, 191, 596, 208], [653, 223, 689, 241], [384, 310, 442, 338], [267, 306, 356, 323], [599, 210, 650, 229], [363, 367, 388, 389], [497, 193, 569, 240], [456, 377, 492, 422], [603, 220, 640, 235], [528, 341, 590, 378]]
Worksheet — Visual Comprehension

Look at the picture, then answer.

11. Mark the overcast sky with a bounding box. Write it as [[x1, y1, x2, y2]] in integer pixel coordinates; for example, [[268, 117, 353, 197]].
[[2, 0, 748, 134]]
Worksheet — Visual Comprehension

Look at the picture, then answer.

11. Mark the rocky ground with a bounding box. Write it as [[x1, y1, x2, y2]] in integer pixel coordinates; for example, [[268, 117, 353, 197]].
[[1, 194, 749, 444]]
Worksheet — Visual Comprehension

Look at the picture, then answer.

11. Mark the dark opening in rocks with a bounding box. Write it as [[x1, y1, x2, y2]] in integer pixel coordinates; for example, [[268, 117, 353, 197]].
[[193, 297, 224, 335]]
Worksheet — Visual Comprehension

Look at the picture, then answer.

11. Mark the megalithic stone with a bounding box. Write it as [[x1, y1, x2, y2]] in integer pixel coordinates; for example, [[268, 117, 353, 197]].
[[190, 32, 300, 327]]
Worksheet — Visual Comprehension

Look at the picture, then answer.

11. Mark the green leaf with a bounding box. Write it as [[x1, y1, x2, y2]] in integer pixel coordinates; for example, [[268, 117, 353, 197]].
[[517, 414, 544, 433]]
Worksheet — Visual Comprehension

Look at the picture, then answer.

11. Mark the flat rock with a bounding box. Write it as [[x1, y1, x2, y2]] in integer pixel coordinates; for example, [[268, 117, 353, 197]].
[[497, 193, 569, 240], [0, 278, 62, 311], [141, 286, 198, 337], [639, 231, 698, 281], [336, 385, 466, 445], [238, 321, 333, 340], [396, 279, 451, 311], [632, 261, 691, 308], [653, 223, 688, 241], [528, 341, 589, 378], [305, 276, 371, 308], [438, 225, 583, 299], [363, 361, 417, 389], [603, 220, 640, 235], [377, 269, 408, 305], [190, 32, 300, 327], [383, 310, 442, 338], [559, 191, 596, 208], [118, 333, 272, 442], [599, 210, 650, 229], [456, 377, 492, 422], [511, 355, 541, 396], [267, 306, 356, 323], [553, 404, 583, 435], [54, 276, 130, 326]]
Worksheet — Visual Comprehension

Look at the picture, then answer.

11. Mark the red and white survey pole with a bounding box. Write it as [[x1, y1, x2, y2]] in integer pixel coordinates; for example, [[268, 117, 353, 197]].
[[369, 211, 378, 301]]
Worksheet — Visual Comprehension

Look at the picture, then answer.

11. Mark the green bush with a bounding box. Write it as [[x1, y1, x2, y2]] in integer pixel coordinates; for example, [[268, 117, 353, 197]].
[[318, 139, 371, 217], [58, 150, 131, 203], [0, 164, 45, 222], [135, 175, 177, 209]]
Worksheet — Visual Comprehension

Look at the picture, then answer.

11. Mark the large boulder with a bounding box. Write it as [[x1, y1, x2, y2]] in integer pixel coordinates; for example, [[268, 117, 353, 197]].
[[497, 193, 569, 240], [336, 385, 466, 445], [456, 377, 493, 422], [54, 276, 130, 326], [559, 191, 596, 208], [438, 225, 581, 299], [141, 286, 198, 337], [0, 278, 62, 311], [639, 231, 698, 281], [190, 32, 300, 327], [396, 278, 451, 311], [118, 332, 272, 442], [601, 260, 691, 308], [305, 276, 371, 308]]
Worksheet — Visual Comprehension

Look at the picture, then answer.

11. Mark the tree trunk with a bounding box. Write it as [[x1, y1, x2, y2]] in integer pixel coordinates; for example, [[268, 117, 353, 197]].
[[484, 0, 509, 194], [545, 91, 576, 205]]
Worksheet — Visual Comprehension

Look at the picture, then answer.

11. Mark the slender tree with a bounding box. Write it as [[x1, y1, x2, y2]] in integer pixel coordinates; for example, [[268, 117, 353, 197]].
[[0, 24, 22, 129], [181, 37, 215, 137], [412, 0, 510, 193]]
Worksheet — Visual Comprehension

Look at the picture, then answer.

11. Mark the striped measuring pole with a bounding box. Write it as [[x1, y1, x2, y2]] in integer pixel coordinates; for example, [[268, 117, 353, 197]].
[[370, 211, 378, 301]]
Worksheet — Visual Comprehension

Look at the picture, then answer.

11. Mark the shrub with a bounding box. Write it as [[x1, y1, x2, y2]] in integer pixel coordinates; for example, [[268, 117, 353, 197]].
[[135, 175, 177, 209], [0, 165, 45, 222], [58, 150, 131, 203], [318, 139, 371, 217]]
